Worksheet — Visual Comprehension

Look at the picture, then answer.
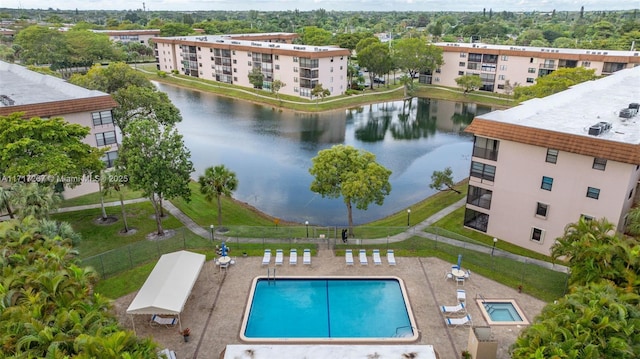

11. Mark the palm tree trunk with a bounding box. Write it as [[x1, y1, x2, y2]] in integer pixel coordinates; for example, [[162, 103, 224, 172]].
[[6, 203, 14, 219], [216, 194, 223, 226]]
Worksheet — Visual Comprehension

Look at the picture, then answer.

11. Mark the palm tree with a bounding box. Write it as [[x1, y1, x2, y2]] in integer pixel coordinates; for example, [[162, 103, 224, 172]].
[[13, 183, 61, 220], [0, 186, 15, 219], [198, 165, 238, 226]]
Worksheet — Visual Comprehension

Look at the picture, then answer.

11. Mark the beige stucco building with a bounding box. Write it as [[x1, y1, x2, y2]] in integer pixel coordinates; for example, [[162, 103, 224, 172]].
[[463, 65, 640, 255], [433, 42, 640, 93], [154, 33, 350, 99], [0, 61, 118, 198], [91, 29, 160, 46]]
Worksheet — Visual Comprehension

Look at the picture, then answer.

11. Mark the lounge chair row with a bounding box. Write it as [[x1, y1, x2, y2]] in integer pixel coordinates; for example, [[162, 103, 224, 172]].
[[345, 249, 396, 266], [262, 249, 311, 266]]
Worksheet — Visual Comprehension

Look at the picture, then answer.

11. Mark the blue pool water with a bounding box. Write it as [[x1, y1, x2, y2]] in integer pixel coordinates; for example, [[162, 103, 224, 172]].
[[242, 277, 415, 340], [483, 302, 523, 322]]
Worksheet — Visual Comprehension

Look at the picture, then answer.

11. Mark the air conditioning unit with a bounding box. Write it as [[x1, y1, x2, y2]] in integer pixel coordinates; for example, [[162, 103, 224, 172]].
[[588, 122, 612, 136]]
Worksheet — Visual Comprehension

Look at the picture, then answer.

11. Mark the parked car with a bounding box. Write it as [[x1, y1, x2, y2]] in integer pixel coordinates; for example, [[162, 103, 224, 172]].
[[373, 77, 385, 84]]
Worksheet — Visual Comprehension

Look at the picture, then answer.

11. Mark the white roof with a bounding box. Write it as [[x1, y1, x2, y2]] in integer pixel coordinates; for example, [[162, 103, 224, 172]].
[[126, 250, 206, 315], [435, 41, 640, 57], [479, 66, 640, 144]]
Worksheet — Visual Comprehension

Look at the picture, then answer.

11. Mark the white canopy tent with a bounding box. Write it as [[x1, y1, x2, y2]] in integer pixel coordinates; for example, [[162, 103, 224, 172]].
[[126, 250, 206, 333]]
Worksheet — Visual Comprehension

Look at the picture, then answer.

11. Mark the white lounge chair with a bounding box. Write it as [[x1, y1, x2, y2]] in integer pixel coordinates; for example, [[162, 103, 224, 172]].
[[387, 250, 396, 265], [457, 289, 466, 303], [150, 315, 177, 327], [372, 249, 382, 265], [303, 248, 311, 265], [275, 249, 284, 265], [158, 348, 177, 359], [261, 249, 271, 266], [445, 314, 472, 327], [345, 249, 354, 266], [440, 302, 466, 316], [289, 249, 297, 265], [359, 249, 368, 265]]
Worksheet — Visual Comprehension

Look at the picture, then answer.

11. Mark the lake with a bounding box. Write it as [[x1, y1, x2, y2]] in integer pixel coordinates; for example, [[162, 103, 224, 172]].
[[155, 82, 492, 226]]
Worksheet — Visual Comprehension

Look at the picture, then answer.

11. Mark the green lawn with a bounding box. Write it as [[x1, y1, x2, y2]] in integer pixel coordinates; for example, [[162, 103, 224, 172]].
[[52, 201, 184, 258]]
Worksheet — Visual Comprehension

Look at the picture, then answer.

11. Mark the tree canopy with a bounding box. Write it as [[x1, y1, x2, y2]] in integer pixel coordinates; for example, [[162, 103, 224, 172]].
[[391, 38, 444, 81], [455, 74, 483, 94], [0, 113, 104, 186], [309, 144, 391, 235], [69, 62, 152, 94], [514, 67, 598, 101], [118, 119, 194, 235], [429, 167, 461, 194]]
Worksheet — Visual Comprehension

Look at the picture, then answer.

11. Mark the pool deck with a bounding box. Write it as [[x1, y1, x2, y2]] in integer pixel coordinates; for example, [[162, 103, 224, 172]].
[[113, 249, 547, 359]]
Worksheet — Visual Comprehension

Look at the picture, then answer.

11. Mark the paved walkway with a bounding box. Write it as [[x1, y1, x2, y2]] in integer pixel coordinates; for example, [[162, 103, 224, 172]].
[[57, 196, 567, 273]]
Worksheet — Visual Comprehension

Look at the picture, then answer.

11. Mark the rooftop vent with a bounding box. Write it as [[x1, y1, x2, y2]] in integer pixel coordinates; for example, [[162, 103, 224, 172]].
[[620, 107, 639, 119], [0, 94, 15, 106], [629, 103, 640, 110], [588, 122, 612, 136]]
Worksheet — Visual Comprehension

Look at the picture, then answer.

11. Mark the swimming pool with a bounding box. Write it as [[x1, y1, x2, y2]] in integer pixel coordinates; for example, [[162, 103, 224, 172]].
[[476, 299, 529, 325], [240, 276, 418, 342]]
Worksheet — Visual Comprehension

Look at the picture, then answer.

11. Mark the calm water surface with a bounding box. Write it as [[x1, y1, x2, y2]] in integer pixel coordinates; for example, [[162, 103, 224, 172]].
[[155, 82, 492, 226]]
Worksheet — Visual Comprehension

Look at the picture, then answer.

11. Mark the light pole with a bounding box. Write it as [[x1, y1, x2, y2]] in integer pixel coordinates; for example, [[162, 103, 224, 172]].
[[305, 221, 309, 238], [407, 209, 411, 226], [492, 237, 498, 256], [210, 225, 214, 242]]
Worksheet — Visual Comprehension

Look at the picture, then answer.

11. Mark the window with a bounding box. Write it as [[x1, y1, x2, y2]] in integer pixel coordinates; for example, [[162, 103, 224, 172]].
[[531, 227, 544, 242], [92, 111, 113, 126], [248, 61, 251, 66], [458, 71, 464, 76], [528, 68, 536, 73], [232, 59, 237, 64], [541, 176, 553, 191], [536, 202, 549, 217], [459, 62, 466, 67], [586, 187, 600, 199], [232, 50, 236, 55], [501, 55, 508, 61], [530, 57, 534, 63], [498, 75, 505, 80], [581, 214, 594, 221], [101, 151, 118, 168], [460, 53, 467, 58], [526, 78, 535, 83], [275, 65, 280, 70], [593, 158, 607, 171], [582, 61, 590, 67], [472, 137, 499, 161], [464, 208, 489, 232], [546, 149, 558, 163], [274, 55, 279, 60], [95, 131, 117, 147], [294, 67, 298, 72], [470, 161, 496, 182], [497, 84, 505, 89], [500, 65, 507, 71], [466, 185, 492, 209], [293, 56, 298, 62], [233, 68, 237, 73]]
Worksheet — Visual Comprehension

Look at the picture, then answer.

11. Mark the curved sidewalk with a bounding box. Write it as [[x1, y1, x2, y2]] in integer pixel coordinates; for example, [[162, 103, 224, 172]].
[[57, 196, 567, 273]]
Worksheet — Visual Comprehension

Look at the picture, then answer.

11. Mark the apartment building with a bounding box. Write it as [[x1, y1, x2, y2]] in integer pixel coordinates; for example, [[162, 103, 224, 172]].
[[463, 65, 640, 255], [0, 61, 119, 198], [154, 33, 350, 99], [432, 42, 640, 94], [91, 29, 160, 46]]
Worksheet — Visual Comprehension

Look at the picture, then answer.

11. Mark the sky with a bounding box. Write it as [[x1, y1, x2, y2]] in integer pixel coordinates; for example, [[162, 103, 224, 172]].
[[3, 0, 639, 12]]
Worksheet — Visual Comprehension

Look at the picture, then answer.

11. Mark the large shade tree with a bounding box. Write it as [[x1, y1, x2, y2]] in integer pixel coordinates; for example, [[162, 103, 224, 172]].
[[0, 113, 104, 188], [198, 165, 239, 226], [514, 67, 598, 101], [309, 145, 392, 235], [392, 38, 444, 84], [118, 119, 194, 236]]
